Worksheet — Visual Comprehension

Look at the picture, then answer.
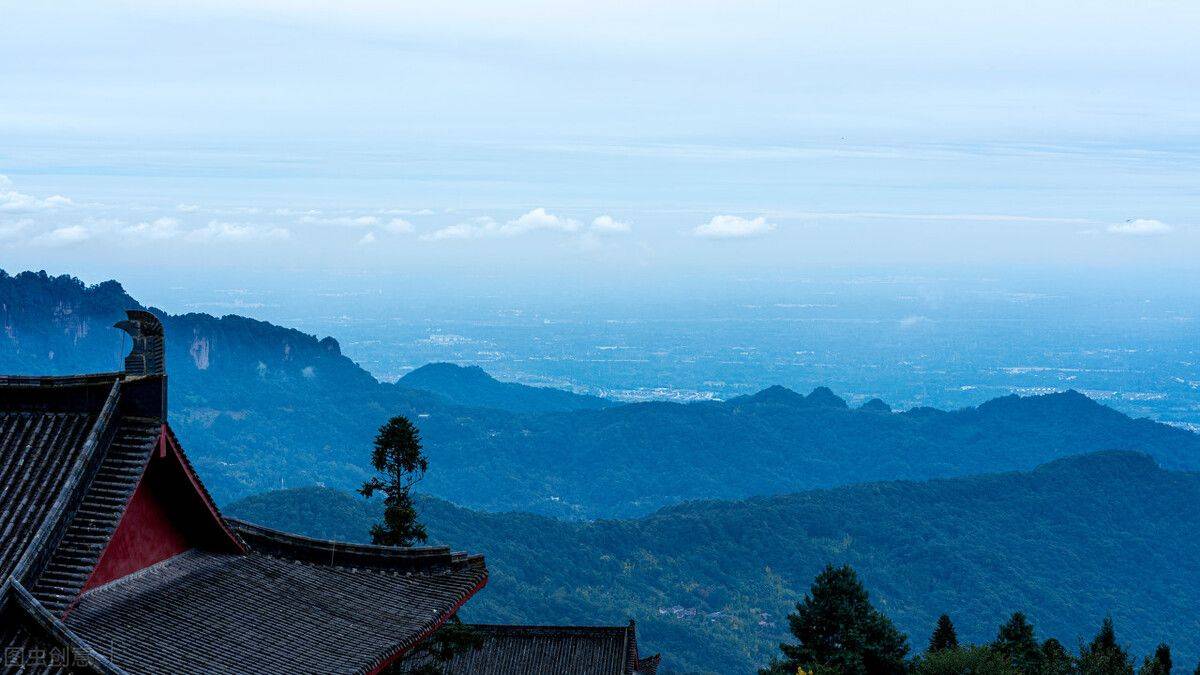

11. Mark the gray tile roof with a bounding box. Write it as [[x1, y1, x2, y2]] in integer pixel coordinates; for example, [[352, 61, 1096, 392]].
[[30, 415, 159, 615], [66, 547, 487, 675], [1, 345, 487, 674], [0, 375, 120, 585], [403, 622, 661, 675]]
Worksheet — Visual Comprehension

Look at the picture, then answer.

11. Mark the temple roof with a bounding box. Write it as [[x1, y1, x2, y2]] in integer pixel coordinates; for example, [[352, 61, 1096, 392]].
[[0, 311, 488, 674], [67, 547, 486, 674], [403, 622, 661, 675], [0, 373, 121, 586]]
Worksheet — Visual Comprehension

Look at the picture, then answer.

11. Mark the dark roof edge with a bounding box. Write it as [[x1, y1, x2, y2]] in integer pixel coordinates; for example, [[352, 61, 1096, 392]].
[[4, 580, 127, 674], [462, 623, 639, 636], [10, 379, 122, 587], [0, 372, 123, 387], [161, 425, 246, 554], [363, 570, 489, 675], [226, 518, 484, 573]]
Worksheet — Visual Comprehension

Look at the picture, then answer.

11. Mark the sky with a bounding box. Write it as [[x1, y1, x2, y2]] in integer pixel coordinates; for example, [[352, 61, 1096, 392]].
[[1, 1, 1198, 295]]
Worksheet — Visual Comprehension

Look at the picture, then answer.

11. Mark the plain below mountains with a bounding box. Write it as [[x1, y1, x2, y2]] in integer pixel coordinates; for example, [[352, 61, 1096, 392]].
[[4, 269, 1200, 518], [226, 451, 1200, 674], [398, 361, 612, 413]]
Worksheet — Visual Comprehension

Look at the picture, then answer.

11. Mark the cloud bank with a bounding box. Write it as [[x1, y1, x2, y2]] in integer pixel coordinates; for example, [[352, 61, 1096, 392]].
[[185, 220, 291, 243], [591, 215, 631, 234], [0, 175, 74, 212], [692, 215, 776, 239]]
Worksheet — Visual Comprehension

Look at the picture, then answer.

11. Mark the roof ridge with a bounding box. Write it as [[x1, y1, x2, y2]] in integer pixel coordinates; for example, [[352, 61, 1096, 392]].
[[0, 373, 123, 387], [71, 548, 208, 601], [466, 623, 634, 634], [10, 380, 122, 587], [226, 518, 482, 573]]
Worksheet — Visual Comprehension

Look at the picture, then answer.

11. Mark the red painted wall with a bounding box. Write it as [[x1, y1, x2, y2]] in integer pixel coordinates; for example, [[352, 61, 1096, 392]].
[[82, 454, 194, 591], [80, 427, 242, 593]]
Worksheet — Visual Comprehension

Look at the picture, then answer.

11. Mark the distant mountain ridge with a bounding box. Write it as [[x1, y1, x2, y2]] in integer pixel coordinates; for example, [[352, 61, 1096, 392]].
[[399, 362, 612, 413], [729, 384, 849, 408], [226, 451, 1200, 674], [4, 269, 1198, 518]]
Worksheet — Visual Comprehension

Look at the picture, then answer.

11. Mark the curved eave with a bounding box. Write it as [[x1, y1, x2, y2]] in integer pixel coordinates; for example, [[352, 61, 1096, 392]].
[[2, 580, 126, 675], [227, 517, 485, 574]]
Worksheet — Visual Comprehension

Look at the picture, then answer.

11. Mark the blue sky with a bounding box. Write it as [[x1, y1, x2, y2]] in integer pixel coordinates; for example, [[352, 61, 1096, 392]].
[[1, 1, 1197, 287]]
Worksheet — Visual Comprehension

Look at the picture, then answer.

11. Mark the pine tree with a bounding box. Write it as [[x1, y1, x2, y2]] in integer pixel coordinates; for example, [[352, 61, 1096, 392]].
[[760, 564, 909, 675], [993, 612, 1042, 673], [359, 415, 429, 546], [913, 646, 1018, 675], [928, 614, 958, 653], [397, 616, 484, 674], [1139, 644, 1172, 675], [1040, 638, 1075, 675], [1078, 617, 1134, 675]]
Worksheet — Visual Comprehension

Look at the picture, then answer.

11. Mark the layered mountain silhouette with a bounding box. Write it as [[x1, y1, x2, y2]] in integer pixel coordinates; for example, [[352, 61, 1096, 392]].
[[4, 269, 1198, 518], [399, 362, 611, 413]]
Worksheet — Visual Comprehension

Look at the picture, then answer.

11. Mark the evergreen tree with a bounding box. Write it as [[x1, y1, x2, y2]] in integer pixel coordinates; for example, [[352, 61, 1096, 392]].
[[994, 612, 1042, 673], [913, 645, 1018, 675], [1040, 638, 1076, 675], [395, 616, 484, 674], [1077, 617, 1134, 675], [760, 564, 909, 675], [360, 415, 429, 546], [927, 614, 959, 653], [1139, 644, 1172, 675]]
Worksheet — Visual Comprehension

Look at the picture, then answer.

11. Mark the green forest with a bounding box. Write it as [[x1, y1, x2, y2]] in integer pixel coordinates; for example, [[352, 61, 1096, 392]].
[[227, 451, 1200, 674]]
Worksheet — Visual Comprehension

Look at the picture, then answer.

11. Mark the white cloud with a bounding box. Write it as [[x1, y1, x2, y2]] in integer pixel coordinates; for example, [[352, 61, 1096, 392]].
[[692, 214, 777, 239], [380, 208, 435, 216], [357, 231, 377, 245], [384, 218, 414, 234], [501, 208, 580, 235], [177, 203, 200, 212], [421, 219, 492, 241], [300, 214, 412, 236], [591, 215, 631, 234], [300, 214, 379, 227], [42, 195, 73, 208], [1107, 218, 1173, 236], [0, 175, 73, 212], [122, 217, 182, 240], [32, 225, 91, 247], [185, 220, 291, 243], [421, 209, 582, 241], [0, 219, 31, 241]]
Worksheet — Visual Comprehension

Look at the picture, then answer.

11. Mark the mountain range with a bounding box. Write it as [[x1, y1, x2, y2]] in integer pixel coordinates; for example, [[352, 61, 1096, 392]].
[[226, 451, 1200, 674], [4, 269, 1199, 519]]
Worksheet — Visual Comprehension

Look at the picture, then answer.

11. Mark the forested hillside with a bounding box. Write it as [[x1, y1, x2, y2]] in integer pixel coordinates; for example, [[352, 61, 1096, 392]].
[[5, 269, 1199, 517], [398, 362, 612, 412], [228, 452, 1200, 674]]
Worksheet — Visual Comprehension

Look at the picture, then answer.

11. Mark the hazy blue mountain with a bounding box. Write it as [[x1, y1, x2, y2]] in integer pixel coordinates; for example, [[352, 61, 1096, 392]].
[[227, 452, 1200, 674], [0, 269, 448, 500], [415, 382, 1200, 517], [398, 362, 612, 413], [4, 269, 1199, 518]]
